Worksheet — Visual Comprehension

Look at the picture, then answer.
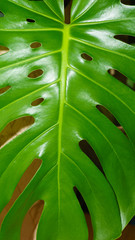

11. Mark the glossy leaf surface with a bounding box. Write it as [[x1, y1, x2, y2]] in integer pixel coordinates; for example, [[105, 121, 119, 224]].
[[0, 0, 135, 239]]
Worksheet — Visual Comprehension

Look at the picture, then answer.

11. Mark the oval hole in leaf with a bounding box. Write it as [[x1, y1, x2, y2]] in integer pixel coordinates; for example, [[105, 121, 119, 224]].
[[114, 35, 135, 45], [0, 116, 35, 149], [108, 69, 135, 91], [0, 86, 11, 95], [26, 18, 35, 23], [0, 11, 4, 17], [81, 53, 93, 61], [79, 140, 104, 174], [28, 69, 44, 79], [30, 42, 42, 49], [0, 45, 9, 56], [21, 200, 44, 240], [0, 158, 42, 227], [121, 0, 135, 5], [96, 105, 127, 136], [73, 187, 93, 240], [31, 97, 44, 106]]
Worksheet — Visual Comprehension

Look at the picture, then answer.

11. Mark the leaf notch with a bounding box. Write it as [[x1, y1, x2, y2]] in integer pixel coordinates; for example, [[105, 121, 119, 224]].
[[73, 187, 93, 240], [21, 200, 44, 240], [0, 116, 35, 149], [0, 158, 42, 227], [120, 0, 135, 5], [79, 140, 104, 175], [96, 105, 127, 136], [114, 35, 135, 45], [0, 86, 11, 95], [0, 46, 9, 56], [108, 69, 135, 91], [0, 11, 4, 17]]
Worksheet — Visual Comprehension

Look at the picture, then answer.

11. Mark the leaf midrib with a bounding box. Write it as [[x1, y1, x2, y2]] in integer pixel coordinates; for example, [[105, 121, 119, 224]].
[[57, 24, 70, 229]]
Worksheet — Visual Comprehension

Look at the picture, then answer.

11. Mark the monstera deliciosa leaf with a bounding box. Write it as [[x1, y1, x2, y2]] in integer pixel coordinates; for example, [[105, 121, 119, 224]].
[[0, 0, 135, 239]]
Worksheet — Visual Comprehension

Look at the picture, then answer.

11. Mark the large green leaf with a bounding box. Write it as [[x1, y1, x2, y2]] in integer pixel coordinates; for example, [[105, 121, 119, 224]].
[[0, 0, 135, 239]]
